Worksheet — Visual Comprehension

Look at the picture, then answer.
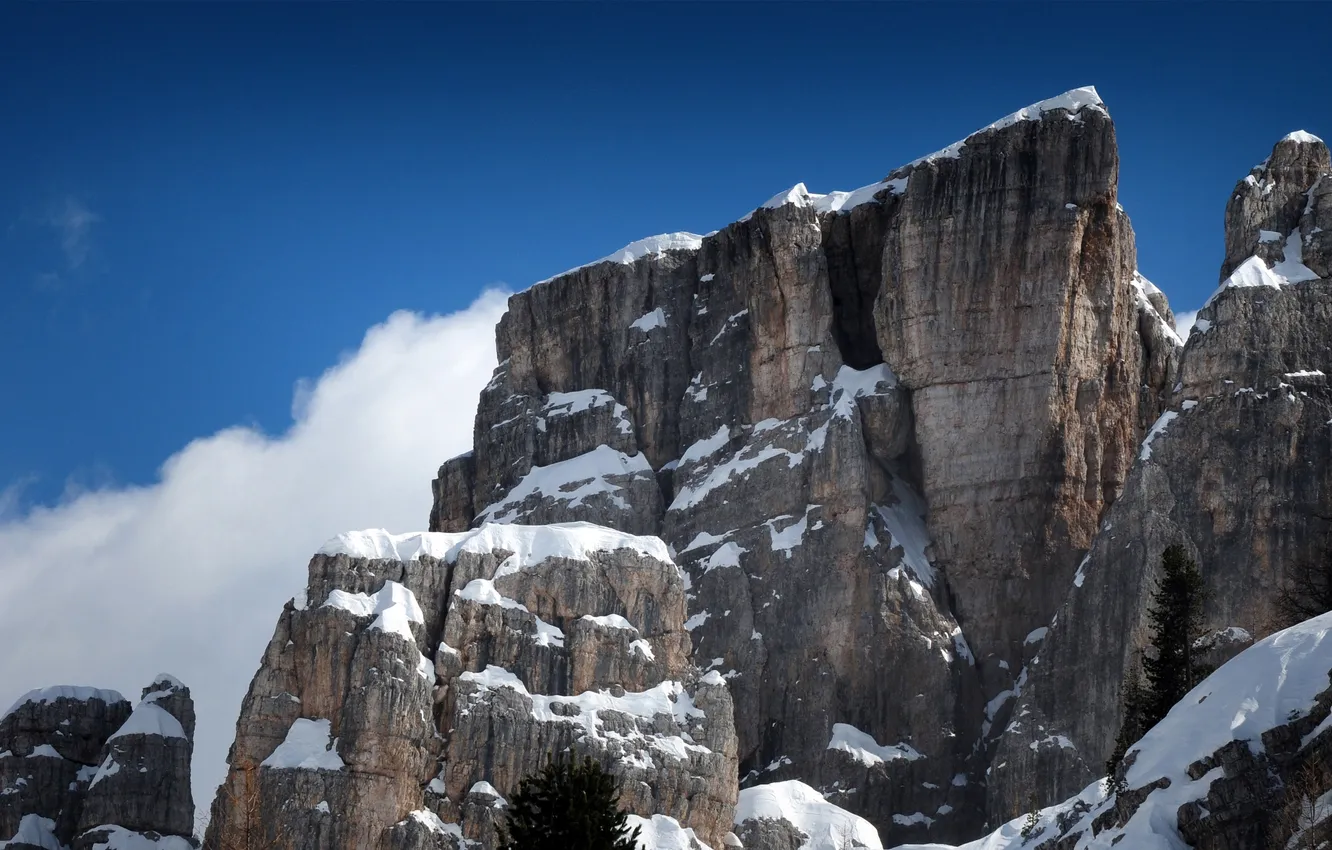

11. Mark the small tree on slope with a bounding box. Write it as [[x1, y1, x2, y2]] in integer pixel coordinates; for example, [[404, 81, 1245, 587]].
[[1104, 661, 1146, 793], [500, 753, 641, 850], [1105, 545, 1209, 793], [1142, 544, 1209, 726]]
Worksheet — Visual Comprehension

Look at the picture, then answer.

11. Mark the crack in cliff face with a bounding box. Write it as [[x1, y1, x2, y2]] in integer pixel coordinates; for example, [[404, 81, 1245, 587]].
[[822, 207, 888, 371]]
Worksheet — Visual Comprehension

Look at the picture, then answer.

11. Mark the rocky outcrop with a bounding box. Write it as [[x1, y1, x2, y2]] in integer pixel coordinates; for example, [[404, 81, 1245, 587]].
[[205, 524, 738, 850], [425, 86, 1172, 846], [0, 678, 197, 850], [989, 131, 1332, 820], [1221, 131, 1330, 281], [900, 613, 1332, 850], [76, 675, 197, 848]]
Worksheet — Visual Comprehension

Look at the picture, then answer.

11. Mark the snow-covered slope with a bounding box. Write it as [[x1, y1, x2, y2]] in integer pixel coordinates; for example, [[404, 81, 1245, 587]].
[[893, 612, 1332, 850]]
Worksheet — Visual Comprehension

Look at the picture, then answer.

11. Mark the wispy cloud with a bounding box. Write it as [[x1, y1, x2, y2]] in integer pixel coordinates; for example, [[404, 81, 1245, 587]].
[[0, 476, 36, 522], [0, 290, 507, 812], [48, 196, 101, 271], [17, 196, 103, 290]]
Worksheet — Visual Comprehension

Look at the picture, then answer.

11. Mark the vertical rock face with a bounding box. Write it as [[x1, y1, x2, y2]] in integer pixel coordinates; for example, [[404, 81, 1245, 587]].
[[0, 679, 197, 850], [424, 87, 1171, 846], [872, 105, 1143, 680], [205, 525, 737, 850], [989, 131, 1332, 820]]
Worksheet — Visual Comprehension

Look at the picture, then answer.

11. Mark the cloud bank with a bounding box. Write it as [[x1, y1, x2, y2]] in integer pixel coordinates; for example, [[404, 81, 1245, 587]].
[[0, 290, 507, 822]]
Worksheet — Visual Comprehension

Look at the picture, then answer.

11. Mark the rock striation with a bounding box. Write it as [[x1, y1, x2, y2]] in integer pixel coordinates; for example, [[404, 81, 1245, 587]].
[[204, 524, 737, 850], [425, 86, 1173, 846], [988, 130, 1332, 820], [0, 677, 197, 850]]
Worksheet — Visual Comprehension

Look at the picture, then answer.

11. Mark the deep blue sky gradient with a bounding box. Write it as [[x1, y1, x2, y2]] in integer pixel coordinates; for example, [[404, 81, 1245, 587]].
[[3, 2, 1330, 508]]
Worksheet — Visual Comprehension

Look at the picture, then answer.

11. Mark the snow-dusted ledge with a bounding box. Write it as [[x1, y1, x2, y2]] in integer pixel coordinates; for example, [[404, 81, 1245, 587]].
[[318, 520, 674, 572]]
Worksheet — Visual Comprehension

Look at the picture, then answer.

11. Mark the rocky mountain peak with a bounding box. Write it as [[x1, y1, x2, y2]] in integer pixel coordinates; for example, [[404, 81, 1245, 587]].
[[1222, 129, 1331, 281]]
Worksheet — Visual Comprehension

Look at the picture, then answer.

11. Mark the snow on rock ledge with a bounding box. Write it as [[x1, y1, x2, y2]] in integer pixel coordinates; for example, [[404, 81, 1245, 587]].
[[735, 780, 883, 850], [538, 232, 704, 286], [319, 520, 673, 573], [261, 718, 345, 771], [629, 812, 716, 850], [826, 723, 922, 767], [2, 687, 126, 722]]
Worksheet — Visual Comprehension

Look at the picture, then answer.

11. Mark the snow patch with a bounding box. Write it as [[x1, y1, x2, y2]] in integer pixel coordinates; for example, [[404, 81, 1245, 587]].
[[261, 718, 345, 771], [734, 780, 883, 849], [478, 445, 653, 525], [469, 781, 508, 806], [628, 813, 713, 850], [1284, 130, 1325, 145], [872, 477, 935, 587], [1129, 273, 1183, 347], [537, 233, 704, 285], [582, 613, 638, 632], [1139, 410, 1179, 461], [756, 179, 908, 218], [459, 667, 707, 761], [630, 308, 668, 333], [89, 755, 120, 788], [765, 507, 815, 558], [827, 723, 923, 766], [679, 427, 730, 467], [703, 542, 746, 573], [108, 703, 186, 741], [2, 687, 124, 721], [406, 809, 466, 840]]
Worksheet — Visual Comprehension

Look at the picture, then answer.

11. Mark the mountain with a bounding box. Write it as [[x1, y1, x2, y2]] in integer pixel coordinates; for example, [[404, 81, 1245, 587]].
[[5, 87, 1331, 850]]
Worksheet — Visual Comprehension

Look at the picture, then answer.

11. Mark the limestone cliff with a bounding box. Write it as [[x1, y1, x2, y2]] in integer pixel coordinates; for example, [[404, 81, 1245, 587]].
[[425, 86, 1174, 847], [990, 130, 1332, 821]]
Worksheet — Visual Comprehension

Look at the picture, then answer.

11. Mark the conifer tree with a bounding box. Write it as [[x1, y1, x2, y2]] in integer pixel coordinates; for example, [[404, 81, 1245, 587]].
[[1104, 661, 1146, 793], [500, 753, 641, 850], [1142, 544, 1208, 726]]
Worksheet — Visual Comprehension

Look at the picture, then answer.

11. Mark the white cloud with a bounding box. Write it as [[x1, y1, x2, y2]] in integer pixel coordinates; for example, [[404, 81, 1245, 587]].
[[0, 290, 507, 820], [49, 196, 100, 270], [1174, 309, 1198, 340]]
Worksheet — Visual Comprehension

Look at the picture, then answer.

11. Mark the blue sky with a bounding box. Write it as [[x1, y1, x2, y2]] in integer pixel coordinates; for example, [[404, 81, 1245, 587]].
[[3, 2, 1330, 510]]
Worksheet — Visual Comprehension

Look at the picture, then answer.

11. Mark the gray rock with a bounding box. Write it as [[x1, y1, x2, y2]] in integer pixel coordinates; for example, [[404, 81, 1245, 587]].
[[76, 675, 197, 845], [1221, 132, 1330, 281], [207, 526, 737, 850], [0, 679, 197, 850]]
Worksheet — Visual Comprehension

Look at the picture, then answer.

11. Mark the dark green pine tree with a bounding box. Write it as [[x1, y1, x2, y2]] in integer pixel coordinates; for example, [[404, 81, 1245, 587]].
[[500, 753, 641, 850], [1142, 544, 1208, 728], [1105, 661, 1146, 793]]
